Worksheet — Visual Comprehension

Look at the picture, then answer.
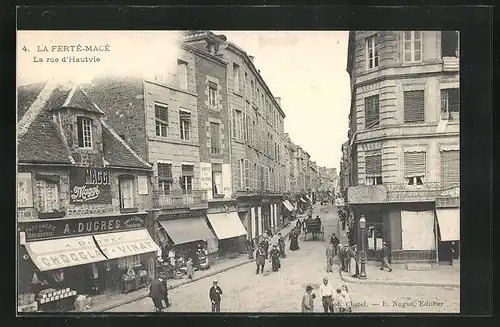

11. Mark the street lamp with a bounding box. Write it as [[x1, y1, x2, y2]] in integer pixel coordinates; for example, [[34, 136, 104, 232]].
[[359, 215, 367, 279]]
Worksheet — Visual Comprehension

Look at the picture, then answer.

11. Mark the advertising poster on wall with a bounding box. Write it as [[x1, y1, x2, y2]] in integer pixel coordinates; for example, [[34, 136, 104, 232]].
[[17, 172, 33, 208], [69, 167, 112, 204]]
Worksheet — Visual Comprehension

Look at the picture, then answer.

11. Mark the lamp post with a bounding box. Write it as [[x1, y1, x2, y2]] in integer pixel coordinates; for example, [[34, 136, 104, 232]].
[[359, 215, 367, 279]]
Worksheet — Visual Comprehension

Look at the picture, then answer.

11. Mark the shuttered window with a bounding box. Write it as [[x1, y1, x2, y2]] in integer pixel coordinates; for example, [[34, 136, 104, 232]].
[[365, 155, 382, 176], [158, 163, 173, 182], [364, 95, 379, 128], [404, 90, 425, 123], [440, 150, 460, 183], [245, 159, 250, 189], [234, 160, 241, 189], [181, 165, 194, 177], [404, 152, 426, 177]]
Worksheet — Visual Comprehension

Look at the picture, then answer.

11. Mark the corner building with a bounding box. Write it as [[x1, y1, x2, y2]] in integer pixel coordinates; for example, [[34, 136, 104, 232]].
[[346, 31, 460, 264]]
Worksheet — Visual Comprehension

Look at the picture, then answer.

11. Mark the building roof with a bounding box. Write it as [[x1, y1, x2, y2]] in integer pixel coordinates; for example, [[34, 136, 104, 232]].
[[17, 82, 150, 170]]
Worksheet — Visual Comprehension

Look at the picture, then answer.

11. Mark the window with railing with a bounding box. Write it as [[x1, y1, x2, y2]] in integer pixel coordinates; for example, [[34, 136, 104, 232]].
[[212, 163, 223, 197]]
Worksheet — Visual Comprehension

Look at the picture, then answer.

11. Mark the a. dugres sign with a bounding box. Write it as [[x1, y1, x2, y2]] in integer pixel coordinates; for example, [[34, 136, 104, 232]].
[[70, 167, 112, 204], [20, 215, 147, 241]]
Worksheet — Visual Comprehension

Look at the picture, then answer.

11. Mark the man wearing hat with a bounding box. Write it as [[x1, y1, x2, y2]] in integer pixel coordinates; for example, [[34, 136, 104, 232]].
[[209, 280, 223, 312], [380, 241, 392, 272], [301, 285, 315, 312]]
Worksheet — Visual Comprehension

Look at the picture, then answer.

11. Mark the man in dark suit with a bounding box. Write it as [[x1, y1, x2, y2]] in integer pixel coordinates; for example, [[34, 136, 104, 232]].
[[209, 280, 223, 312]]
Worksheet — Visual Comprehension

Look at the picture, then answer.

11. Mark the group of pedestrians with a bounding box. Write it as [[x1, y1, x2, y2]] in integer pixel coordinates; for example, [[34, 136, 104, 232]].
[[302, 277, 352, 313], [253, 229, 289, 274]]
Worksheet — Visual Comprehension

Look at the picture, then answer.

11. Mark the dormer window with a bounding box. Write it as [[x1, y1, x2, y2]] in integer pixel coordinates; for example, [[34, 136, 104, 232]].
[[77, 117, 93, 148]]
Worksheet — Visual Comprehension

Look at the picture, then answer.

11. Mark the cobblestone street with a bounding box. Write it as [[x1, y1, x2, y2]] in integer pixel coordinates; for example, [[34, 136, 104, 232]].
[[107, 205, 459, 313]]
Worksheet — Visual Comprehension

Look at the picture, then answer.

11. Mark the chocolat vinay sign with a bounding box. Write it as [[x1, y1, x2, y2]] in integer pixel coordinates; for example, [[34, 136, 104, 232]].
[[70, 167, 112, 204]]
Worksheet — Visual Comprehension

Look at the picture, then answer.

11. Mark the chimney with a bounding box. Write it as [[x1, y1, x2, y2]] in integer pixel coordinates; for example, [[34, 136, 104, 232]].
[[274, 97, 281, 107], [249, 55, 254, 62]]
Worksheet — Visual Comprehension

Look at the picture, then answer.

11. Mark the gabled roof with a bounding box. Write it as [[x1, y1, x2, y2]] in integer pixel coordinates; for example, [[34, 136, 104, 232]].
[[17, 83, 73, 164], [101, 120, 151, 170], [17, 81, 151, 170]]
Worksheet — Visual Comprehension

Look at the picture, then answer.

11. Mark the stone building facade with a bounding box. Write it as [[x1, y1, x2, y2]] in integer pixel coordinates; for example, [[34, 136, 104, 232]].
[[345, 31, 460, 264]]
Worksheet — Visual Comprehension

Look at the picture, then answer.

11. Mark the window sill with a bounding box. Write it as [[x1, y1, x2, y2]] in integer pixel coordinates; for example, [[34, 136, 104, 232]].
[[38, 210, 66, 219], [120, 207, 139, 214], [213, 194, 225, 199]]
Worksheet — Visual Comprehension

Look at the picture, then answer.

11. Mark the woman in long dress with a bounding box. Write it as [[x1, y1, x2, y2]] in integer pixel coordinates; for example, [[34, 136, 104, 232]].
[[349, 246, 358, 277], [289, 230, 300, 251], [186, 258, 194, 281]]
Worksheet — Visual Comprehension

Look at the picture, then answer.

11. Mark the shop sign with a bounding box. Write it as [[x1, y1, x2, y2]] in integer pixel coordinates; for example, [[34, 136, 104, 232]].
[[69, 167, 112, 204], [137, 176, 149, 195], [21, 215, 147, 241], [17, 172, 33, 208]]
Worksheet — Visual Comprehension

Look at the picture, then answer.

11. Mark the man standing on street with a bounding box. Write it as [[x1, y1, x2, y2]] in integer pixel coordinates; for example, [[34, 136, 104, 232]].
[[318, 276, 335, 313], [325, 243, 335, 273], [255, 244, 266, 274], [209, 280, 223, 312], [380, 241, 393, 272], [330, 233, 340, 255], [301, 285, 315, 312], [278, 233, 286, 258]]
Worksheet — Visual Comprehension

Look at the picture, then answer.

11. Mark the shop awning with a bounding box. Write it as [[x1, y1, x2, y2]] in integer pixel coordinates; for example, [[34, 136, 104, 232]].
[[93, 229, 160, 260], [436, 208, 460, 241], [158, 217, 215, 245], [207, 212, 247, 240], [283, 200, 294, 212], [25, 235, 106, 272]]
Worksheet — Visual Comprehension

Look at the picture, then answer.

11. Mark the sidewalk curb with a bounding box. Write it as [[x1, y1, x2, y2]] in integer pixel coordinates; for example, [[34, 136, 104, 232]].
[[339, 272, 460, 289], [99, 225, 296, 312]]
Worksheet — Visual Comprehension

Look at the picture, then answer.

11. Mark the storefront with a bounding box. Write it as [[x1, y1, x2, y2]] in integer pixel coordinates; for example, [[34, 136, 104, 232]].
[[206, 211, 247, 258], [18, 214, 159, 312], [435, 187, 460, 265], [157, 210, 217, 274], [282, 200, 295, 221]]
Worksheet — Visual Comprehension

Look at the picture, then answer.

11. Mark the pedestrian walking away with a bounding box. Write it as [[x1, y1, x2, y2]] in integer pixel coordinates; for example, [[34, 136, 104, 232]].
[[319, 277, 335, 313], [330, 233, 340, 255], [278, 233, 286, 258], [325, 243, 335, 273], [186, 257, 194, 281], [149, 276, 169, 312], [255, 245, 266, 274], [269, 244, 281, 272], [338, 244, 346, 272], [380, 241, 393, 272], [245, 237, 254, 260], [301, 285, 316, 312], [209, 280, 223, 312]]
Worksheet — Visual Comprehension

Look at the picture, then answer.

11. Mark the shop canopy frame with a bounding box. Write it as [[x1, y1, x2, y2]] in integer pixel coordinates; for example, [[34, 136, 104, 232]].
[[158, 217, 215, 245], [206, 212, 248, 240]]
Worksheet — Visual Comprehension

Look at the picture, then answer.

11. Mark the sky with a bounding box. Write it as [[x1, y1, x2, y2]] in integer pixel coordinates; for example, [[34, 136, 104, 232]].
[[17, 30, 350, 171]]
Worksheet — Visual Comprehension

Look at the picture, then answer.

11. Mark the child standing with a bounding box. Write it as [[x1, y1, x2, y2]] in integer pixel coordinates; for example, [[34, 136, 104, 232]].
[[341, 284, 352, 313], [335, 288, 347, 313]]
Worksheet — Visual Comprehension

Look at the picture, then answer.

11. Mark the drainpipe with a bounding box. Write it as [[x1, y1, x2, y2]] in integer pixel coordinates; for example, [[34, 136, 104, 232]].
[[225, 58, 234, 200]]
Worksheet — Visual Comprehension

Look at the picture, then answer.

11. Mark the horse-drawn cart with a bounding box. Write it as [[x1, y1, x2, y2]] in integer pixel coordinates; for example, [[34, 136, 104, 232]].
[[303, 219, 325, 241]]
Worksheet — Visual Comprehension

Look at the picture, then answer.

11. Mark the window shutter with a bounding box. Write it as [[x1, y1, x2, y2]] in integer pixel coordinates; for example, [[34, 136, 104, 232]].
[[158, 163, 173, 181], [235, 160, 240, 189], [245, 160, 250, 188], [209, 81, 217, 89], [232, 109, 237, 139], [365, 155, 382, 176], [404, 152, 426, 177], [77, 117, 84, 147], [181, 165, 194, 177], [404, 90, 425, 123], [364, 95, 379, 128], [243, 111, 247, 141], [440, 150, 460, 183]]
